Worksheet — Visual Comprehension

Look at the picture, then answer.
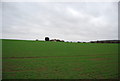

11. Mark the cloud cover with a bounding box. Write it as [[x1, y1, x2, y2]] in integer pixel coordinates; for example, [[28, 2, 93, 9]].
[[2, 2, 118, 41]]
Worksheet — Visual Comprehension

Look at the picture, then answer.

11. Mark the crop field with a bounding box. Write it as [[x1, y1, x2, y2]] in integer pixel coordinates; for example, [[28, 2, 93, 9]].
[[2, 39, 119, 79]]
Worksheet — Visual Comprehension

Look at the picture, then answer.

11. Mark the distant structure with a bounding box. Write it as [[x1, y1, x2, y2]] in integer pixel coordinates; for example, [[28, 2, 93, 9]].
[[45, 37, 49, 41], [50, 39, 64, 42]]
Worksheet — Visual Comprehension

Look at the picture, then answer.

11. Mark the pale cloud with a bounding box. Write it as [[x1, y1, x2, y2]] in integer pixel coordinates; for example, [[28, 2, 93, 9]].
[[2, 2, 118, 41]]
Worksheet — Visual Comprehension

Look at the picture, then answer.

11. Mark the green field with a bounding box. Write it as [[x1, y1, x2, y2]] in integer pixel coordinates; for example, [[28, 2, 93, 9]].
[[2, 39, 119, 79]]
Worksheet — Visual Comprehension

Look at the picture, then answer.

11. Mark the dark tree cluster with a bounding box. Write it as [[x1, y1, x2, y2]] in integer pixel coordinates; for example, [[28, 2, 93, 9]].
[[45, 37, 64, 42], [90, 40, 120, 43], [45, 37, 49, 41], [36, 39, 38, 41]]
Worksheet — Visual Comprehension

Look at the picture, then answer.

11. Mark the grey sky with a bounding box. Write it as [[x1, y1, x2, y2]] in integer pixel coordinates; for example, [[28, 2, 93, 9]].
[[2, 2, 118, 41]]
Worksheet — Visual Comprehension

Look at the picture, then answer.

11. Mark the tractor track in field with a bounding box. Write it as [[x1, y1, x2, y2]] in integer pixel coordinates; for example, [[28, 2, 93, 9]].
[[2, 54, 112, 59], [2, 55, 90, 59]]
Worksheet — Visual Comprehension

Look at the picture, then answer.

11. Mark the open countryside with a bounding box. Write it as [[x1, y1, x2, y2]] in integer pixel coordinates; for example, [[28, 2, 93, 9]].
[[2, 2, 119, 80], [2, 39, 119, 79]]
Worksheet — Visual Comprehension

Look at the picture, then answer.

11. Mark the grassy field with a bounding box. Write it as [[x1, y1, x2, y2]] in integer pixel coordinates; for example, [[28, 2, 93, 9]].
[[2, 39, 119, 79]]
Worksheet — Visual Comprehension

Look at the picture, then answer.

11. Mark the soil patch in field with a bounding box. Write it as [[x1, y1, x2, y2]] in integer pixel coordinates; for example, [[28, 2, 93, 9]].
[[3, 66, 47, 72], [72, 68, 83, 71], [89, 58, 111, 61], [2, 54, 110, 59]]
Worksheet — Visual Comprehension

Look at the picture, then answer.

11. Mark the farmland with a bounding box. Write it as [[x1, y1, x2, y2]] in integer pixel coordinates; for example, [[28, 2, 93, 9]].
[[2, 39, 119, 79]]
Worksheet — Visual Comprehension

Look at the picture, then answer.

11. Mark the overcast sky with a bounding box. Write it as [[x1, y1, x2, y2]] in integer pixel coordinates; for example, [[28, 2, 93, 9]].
[[2, 2, 118, 42]]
